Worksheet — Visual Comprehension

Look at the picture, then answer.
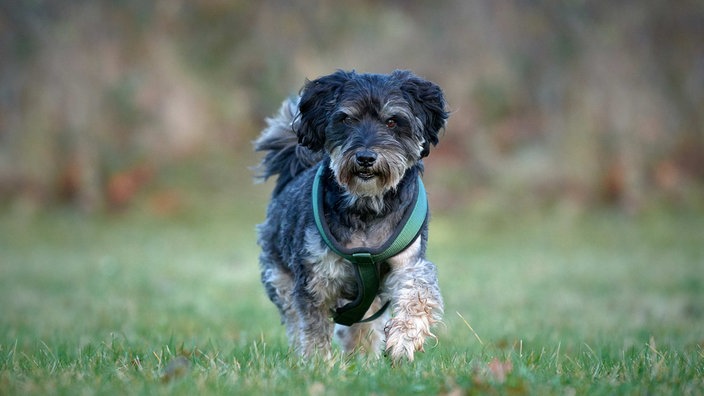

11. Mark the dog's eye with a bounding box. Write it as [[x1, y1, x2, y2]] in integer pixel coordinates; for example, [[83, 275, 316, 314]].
[[385, 118, 397, 129], [343, 116, 354, 125]]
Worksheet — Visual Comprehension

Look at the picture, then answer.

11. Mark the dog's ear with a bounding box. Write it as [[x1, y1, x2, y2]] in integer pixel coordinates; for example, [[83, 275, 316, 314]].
[[396, 70, 448, 157], [296, 70, 352, 151]]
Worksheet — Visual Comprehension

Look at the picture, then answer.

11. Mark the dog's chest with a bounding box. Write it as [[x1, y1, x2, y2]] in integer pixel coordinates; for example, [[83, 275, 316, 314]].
[[304, 222, 395, 302], [343, 218, 396, 250]]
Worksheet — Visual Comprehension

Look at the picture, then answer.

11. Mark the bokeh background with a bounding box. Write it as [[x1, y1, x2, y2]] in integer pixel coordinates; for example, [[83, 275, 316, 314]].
[[2, 0, 703, 216], [1, 3, 703, 392]]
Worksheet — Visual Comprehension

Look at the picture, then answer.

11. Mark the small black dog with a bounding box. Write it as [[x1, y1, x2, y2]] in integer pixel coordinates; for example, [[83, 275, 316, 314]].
[[255, 70, 448, 362]]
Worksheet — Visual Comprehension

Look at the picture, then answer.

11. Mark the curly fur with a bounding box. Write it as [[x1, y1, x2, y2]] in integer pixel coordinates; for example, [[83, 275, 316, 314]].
[[255, 70, 448, 363]]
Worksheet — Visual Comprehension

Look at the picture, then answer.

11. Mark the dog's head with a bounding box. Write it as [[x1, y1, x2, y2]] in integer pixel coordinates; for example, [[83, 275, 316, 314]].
[[296, 70, 448, 197]]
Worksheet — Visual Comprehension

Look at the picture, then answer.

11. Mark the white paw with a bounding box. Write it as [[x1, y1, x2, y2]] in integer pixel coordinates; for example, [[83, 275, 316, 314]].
[[384, 316, 433, 363]]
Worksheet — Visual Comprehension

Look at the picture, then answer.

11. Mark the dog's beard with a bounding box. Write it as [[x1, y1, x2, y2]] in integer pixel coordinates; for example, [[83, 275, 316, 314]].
[[329, 147, 409, 199]]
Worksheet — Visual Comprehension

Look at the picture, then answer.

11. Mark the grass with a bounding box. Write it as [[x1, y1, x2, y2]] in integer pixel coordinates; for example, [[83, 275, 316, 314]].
[[1, 161, 703, 394]]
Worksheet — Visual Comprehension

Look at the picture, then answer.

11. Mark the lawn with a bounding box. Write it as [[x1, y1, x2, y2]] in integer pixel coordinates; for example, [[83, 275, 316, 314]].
[[1, 165, 702, 394]]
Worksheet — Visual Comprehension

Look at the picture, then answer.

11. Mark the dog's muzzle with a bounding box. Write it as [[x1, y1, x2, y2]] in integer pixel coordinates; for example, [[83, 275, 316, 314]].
[[355, 150, 377, 167], [354, 150, 377, 180]]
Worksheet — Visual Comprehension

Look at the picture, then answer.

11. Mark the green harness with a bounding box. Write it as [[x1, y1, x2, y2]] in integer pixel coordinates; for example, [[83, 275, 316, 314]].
[[312, 164, 428, 326]]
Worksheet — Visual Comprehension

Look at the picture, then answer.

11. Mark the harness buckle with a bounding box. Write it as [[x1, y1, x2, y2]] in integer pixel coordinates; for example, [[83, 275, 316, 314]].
[[351, 252, 375, 265]]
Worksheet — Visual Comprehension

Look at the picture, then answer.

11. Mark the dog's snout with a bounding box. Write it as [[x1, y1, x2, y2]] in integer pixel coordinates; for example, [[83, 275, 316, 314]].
[[355, 150, 377, 167]]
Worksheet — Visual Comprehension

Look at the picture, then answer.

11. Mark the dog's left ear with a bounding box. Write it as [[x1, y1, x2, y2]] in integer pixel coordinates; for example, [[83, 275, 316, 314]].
[[296, 70, 353, 151], [396, 70, 449, 157]]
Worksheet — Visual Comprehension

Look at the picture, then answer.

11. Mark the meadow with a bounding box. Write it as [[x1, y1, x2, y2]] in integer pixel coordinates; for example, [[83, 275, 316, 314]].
[[3, 2, 703, 394], [1, 159, 702, 395]]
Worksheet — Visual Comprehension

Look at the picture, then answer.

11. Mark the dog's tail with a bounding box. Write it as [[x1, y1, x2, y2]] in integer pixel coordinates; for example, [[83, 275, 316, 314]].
[[254, 96, 323, 195]]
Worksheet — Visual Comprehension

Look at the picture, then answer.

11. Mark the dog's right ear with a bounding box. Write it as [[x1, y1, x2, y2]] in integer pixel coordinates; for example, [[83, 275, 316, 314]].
[[296, 70, 352, 151]]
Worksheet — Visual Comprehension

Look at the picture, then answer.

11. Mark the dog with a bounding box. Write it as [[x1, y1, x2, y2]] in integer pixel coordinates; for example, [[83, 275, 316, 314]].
[[255, 70, 448, 363]]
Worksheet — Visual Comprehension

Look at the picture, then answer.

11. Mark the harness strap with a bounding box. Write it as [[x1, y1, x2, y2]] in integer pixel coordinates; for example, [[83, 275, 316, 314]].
[[312, 164, 428, 326]]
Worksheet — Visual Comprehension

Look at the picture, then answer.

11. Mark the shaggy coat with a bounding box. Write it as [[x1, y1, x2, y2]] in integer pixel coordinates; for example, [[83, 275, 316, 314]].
[[255, 70, 448, 362]]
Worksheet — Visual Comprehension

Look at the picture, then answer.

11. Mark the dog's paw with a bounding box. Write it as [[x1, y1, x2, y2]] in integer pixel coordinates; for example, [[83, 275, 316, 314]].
[[384, 316, 434, 363]]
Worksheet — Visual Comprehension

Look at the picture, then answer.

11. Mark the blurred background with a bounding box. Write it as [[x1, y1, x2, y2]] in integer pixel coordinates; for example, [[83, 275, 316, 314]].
[[1, 0, 703, 216]]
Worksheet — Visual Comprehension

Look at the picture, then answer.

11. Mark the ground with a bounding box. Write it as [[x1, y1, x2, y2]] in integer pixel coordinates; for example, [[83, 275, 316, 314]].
[[1, 161, 702, 394]]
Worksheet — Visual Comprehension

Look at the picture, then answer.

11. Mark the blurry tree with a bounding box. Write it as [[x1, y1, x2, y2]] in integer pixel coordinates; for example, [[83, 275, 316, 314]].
[[0, 0, 702, 213]]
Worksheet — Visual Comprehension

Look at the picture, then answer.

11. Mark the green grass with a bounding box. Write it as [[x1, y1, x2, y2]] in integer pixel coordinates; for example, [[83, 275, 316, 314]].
[[1, 170, 703, 394]]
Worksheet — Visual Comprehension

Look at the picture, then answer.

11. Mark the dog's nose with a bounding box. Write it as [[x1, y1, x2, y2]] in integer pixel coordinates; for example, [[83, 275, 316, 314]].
[[355, 150, 377, 167]]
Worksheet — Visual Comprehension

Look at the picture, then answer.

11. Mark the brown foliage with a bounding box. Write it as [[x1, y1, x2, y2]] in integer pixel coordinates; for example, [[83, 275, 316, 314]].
[[1, 1, 702, 212]]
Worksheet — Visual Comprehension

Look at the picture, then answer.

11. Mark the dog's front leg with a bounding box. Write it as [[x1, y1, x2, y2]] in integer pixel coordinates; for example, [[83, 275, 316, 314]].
[[293, 283, 335, 359], [297, 307, 334, 359], [383, 242, 444, 363]]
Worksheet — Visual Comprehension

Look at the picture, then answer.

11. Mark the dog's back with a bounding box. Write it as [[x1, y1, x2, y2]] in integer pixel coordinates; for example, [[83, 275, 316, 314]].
[[254, 97, 322, 196]]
